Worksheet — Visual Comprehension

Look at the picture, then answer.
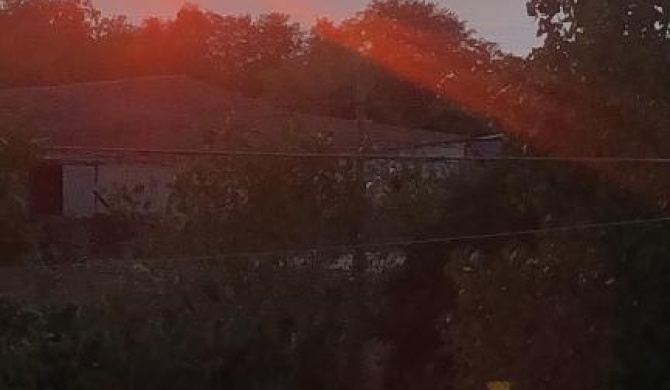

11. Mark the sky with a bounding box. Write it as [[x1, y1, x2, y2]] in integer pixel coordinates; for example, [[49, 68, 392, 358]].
[[92, 0, 541, 55]]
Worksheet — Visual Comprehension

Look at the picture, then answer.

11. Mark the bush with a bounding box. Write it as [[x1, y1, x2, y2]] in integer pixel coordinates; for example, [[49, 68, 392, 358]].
[[0, 125, 36, 263], [0, 260, 391, 390]]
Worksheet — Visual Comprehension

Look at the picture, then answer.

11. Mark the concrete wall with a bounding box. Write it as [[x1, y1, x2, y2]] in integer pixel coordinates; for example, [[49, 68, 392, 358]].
[[63, 163, 174, 218], [58, 140, 502, 219], [63, 166, 96, 217]]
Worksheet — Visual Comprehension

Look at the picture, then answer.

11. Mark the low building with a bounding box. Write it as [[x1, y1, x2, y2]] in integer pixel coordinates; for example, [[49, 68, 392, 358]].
[[0, 75, 502, 219]]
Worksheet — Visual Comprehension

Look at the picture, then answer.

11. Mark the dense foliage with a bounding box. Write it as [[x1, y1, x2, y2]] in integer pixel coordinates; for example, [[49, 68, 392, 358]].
[[0, 262, 387, 390], [436, 1, 670, 389], [0, 122, 36, 262]]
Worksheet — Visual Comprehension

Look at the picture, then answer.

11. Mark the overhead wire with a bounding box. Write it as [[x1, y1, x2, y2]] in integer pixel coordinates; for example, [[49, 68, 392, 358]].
[[45, 146, 670, 164]]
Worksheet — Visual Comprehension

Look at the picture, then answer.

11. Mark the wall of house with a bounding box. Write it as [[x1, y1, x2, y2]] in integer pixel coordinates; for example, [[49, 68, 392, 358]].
[[62, 163, 174, 218], [63, 166, 96, 217], [405, 143, 465, 158], [58, 140, 502, 219], [404, 143, 467, 178], [465, 139, 504, 157]]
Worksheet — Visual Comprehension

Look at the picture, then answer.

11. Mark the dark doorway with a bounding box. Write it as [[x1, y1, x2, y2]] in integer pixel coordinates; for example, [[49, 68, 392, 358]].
[[29, 163, 63, 216]]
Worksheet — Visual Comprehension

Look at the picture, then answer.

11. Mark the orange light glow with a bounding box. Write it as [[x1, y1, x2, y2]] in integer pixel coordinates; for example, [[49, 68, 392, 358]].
[[315, 15, 533, 141], [312, 11, 668, 205]]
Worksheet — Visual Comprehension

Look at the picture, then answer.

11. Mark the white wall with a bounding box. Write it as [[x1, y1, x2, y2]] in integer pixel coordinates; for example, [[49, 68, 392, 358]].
[[404, 143, 465, 158], [62, 163, 174, 218], [63, 165, 96, 217], [60, 143, 476, 218]]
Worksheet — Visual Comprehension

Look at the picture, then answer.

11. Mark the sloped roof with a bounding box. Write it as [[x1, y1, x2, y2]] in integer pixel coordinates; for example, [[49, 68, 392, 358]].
[[0, 75, 460, 152]]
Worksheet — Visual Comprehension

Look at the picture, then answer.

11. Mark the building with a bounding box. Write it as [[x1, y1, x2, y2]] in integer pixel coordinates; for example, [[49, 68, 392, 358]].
[[0, 75, 502, 219]]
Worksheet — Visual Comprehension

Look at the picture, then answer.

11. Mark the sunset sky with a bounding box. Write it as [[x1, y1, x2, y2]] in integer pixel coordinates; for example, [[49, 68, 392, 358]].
[[92, 0, 540, 55]]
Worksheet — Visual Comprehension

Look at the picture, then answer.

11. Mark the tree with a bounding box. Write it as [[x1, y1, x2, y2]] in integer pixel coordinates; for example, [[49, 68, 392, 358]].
[[0, 121, 36, 262], [522, 0, 670, 155], [0, 0, 100, 85], [264, 0, 501, 136], [422, 2, 670, 389], [527, 0, 670, 92], [525, 2, 670, 387]]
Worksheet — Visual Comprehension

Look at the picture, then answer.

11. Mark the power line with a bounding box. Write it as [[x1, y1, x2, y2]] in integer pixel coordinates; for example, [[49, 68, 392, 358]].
[[45, 146, 670, 164], [135, 216, 670, 264]]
